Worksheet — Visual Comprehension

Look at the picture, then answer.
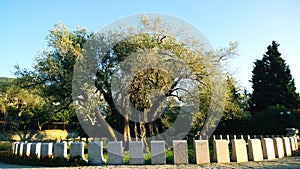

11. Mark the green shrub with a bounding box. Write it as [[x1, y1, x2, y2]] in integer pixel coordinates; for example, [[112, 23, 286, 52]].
[[0, 143, 12, 152], [249, 106, 299, 134]]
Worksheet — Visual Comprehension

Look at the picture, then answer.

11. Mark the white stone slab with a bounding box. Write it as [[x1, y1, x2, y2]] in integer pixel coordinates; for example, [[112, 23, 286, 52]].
[[129, 141, 144, 164], [70, 142, 85, 160], [261, 138, 276, 160], [294, 136, 299, 150], [151, 141, 166, 165], [30, 142, 41, 158], [108, 141, 123, 165], [231, 139, 248, 162], [289, 137, 297, 151], [173, 140, 188, 164], [54, 142, 67, 159], [41, 142, 53, 158], [22, 143, 32, 157], [12, 142, 19, 155], [194, 140, 210, 164], [282, 137, 292, 156], [213, 140, 230, 163], [273, 138, 284, 158], [88, 141, 106, 165], [248, 139, 263, 161], [18, 142, 24, 157]]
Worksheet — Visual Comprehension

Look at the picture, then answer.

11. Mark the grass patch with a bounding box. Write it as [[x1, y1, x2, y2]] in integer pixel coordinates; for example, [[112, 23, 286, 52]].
[[166, 149, 173, 164], [292, 150, 300, 156], [0, 153, 88, 167], [0, 142, 11, 152], [0, 153, 68, 167]]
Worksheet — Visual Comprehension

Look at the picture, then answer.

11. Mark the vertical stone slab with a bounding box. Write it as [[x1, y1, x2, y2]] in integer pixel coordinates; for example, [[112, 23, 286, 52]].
[[282, 137, 292, 156], [54, 142, 67, 159], [129, 141, 144, 164], [12, 142, 19, 155], [18, 142, 24, 157], [70, 142, 85, 160], [231, 139, 248, 162], [194, 140, 210, 164], [173, 140, 188, 164], [108, 141, 123, 165], [289, 137, 297, 151], [30, 142, 41, 158], [273, 138, 284, 158], [213, 140, 230, 163], [41, 142, 53, 158], [294, 136, 299, 150], [88, 141, 106, 165], [22, 143, 32, 157], [261, 138, 276, 160], [151, 141, 166, 165], [248, 139, 263, 161]]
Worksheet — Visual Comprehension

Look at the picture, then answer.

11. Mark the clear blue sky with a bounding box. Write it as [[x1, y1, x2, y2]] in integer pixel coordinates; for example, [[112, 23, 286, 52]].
[[1, 0, 300, 92]]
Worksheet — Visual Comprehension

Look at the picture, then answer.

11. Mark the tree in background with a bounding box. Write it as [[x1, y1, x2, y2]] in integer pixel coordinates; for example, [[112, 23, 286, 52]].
[[74, 15, 239, 146], [14, 23, 90, 130], [250, 41, 300, 112], [13, 17, 246, 142], [212, 75, 251, 134], [223, 75, 250, 120], [0, 78, 61, 131], [248, 105, 299, 134]]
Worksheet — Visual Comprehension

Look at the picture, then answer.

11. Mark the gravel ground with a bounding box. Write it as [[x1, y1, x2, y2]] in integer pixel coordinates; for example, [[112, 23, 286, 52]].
[[0, 157, 299, 169]]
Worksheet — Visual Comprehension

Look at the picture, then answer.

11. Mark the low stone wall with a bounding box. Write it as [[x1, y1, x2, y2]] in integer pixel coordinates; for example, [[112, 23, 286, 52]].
[[11, 135, 299, 165]]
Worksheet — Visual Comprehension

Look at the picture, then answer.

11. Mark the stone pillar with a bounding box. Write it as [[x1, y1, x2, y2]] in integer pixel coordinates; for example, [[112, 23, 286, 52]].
[[41, 142, 53, 158], [294, 136, 298, 150], [18, 142, 24, 157], [88, 141, 106, 165], [247, 139, 263, 161], [282, 137, 292, 156], [273, 138, 284, 158], [231, 139, 248, 162], [54, 142, 67, 159], [22, 143, 32, 157], [173, 140, 188, 164], [12, 142, 19, 155], [11, 142, 19, 154], [194, 140, 210, 164], [213, 140, 230, 163], [151, 141, 166, 165], [261, 138, 276, 160], [129, 141, 144, 164], [108, 141, 123, 164], [289, 137, 297, 151], [70, 142, 86, 160], [30, 142, 41, 158]]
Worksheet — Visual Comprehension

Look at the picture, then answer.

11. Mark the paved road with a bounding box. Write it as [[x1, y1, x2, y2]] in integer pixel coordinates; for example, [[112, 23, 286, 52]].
[[0, 157, 299, 168]]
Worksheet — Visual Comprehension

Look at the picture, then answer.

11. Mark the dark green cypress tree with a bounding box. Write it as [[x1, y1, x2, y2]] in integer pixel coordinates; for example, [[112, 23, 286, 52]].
[[250, 41, 300, 112]]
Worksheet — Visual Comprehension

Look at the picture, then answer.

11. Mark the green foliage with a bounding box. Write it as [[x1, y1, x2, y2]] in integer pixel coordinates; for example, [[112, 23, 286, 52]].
[[0, 152, 90, 167], [12, 17, 241, 139], [249, 105, 299, 134], [0, 85, 49, 131], [13, 23, 90, 133], [69, 155, 88, 166], [165, 149, 174, 164], [0, 143, 11, 152], [251, 41, 300, 112], [0, 77, 15, 95], [223, 75, 250, 120], [84, 16, 238, 142]]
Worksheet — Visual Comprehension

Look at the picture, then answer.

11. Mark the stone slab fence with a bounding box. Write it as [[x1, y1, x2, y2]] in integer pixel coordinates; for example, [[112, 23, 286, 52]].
[[10, 135, 299, 165]]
